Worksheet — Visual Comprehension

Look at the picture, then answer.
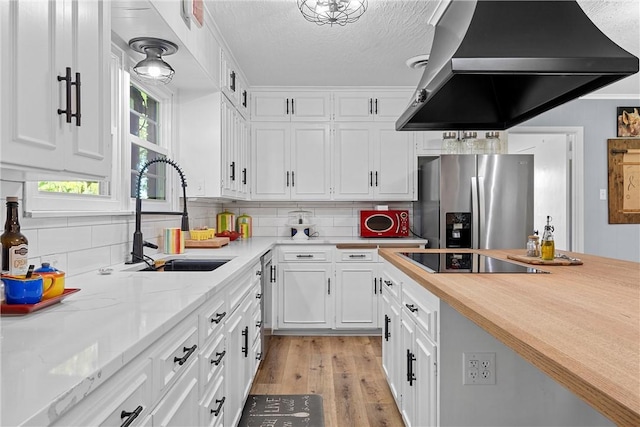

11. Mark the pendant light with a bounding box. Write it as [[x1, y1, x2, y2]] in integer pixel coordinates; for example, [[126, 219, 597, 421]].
[[128, 37, 179, 85], [298, 0, 367, 26]]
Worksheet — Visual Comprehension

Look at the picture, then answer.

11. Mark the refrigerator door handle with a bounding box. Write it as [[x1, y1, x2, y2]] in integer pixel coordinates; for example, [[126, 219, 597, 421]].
[[471, 176, 480, 249], [477, 176, 486, 248]]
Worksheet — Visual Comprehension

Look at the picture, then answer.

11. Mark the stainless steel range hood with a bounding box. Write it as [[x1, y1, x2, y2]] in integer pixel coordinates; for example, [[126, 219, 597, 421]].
[[396, 0, 639, 131]]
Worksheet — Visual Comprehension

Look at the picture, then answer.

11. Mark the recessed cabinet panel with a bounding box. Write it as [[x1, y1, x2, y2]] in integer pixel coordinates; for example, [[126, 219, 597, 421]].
[[333, 124, 375, 199], [279, 263, 332, 328], [335, 266, 378, 328], [290, 124, 331, 199], [253, 94, 289, 121], [375, 128, 415, 200], [291, 93, 331, 121], [252, 124, 291, 199]]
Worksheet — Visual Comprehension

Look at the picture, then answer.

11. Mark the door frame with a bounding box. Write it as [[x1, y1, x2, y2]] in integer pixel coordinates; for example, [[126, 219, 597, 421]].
[[508, 126, 584, 252]]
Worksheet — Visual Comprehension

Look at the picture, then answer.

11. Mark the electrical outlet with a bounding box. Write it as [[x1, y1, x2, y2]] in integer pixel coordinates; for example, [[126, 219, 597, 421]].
[[599, 189, 607, 200], [463, 352, 496, 385]]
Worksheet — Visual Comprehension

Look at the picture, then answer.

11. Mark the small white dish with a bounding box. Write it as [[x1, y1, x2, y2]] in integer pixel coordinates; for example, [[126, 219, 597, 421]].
[[98, 268, 114, 275]]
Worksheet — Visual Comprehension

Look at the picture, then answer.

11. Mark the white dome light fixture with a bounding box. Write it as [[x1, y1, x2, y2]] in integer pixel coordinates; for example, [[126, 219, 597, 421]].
[[298, 0, 367, 27], [129, 37, 179, 85]]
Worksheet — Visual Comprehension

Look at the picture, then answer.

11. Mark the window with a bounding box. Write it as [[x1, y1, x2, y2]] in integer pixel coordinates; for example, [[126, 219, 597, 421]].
[[25, 44, 175, 216]]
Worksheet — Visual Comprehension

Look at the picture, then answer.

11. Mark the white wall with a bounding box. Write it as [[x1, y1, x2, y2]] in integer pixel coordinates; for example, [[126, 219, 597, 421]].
[[520, 98, 640, 262]]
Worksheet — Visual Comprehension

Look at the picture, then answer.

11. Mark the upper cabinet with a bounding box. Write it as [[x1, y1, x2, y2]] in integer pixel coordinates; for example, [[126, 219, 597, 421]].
[[1, 0, 111, 179], [334, 91, 412, 122], [251, 91, 331, 122], [221, 49, 249, 119]]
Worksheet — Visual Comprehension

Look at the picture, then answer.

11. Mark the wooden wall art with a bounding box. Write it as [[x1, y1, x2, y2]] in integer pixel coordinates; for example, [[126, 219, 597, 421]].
[[608, 139, 640, 224]]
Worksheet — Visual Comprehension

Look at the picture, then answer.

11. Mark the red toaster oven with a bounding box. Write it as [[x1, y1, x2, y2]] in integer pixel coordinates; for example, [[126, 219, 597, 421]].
[[360, 210, 409, 237]]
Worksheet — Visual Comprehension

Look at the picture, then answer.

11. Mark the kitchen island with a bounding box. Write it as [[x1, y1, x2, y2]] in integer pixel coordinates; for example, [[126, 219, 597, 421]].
[[379, 248, 640, 427]]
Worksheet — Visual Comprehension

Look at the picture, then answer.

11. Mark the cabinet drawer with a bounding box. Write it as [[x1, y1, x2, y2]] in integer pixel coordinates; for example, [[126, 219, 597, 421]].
[[381, 270, 402, 301], [278, 246, 333, 262], [154, 317, 199, 393], [228, 263, 259, 314], [200, 334, 226, 394], [336, 249, 378, 262], [402, 285, 438, 343], [200, 296, 227, 345], [52, 358, 153, 426], [201, 374, 226, 427]]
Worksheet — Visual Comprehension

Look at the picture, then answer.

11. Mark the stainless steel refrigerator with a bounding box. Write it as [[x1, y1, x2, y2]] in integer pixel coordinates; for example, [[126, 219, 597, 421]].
[[415, 155, 534, 249]]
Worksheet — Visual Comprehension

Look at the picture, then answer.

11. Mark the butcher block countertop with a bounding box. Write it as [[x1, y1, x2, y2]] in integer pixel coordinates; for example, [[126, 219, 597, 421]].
[[378, 248, 640, 427]]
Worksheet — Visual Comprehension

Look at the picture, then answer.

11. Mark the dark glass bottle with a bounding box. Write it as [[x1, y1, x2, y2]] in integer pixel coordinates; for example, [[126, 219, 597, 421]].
[[1, 197, 29, 275]]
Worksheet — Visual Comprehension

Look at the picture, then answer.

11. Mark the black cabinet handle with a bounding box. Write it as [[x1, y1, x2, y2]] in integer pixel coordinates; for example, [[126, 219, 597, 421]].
[[291, 171, 295, 187], [211, 350, 226, 366], [286, 171, 290, 187], [120, 405, 143, 427], [370, 171, 373, 187], [328, 278, 331, 295], [256, 352, 262, 361], [349, 254, 366, 258], [256, 320, 262, 328], [405, 304, 418, 313], [369, 98, 373, 114], [211, 311, 227, 324], [230, 71, 236, 92], [384, 280, 393, 286], [211, 397, 225, 417], [407, 349, 416, 386], [379, 277, 382, 293], [256, 293, 262, 299], [241, 326, 249, 357], [230, 161, 236, 181], [242, 168, 247, 185], [174, 344, 197, 365], [72, 72, 81, 126], [286, 99, 289, 115], [57, 67, 72, 123], [384, 314, 391, 341], [374, 277, 377, 294], [291, 98, 295, 115], [296, 254, 313, 258], [375, 98, 378, 115], [270, 265, 276, 283], [242, 90, 247, 107], [375, 171, 378, 187]]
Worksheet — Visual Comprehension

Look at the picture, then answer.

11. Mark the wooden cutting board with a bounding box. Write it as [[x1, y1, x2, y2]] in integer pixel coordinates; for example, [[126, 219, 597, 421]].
[[184, 237, 230, 248], [507, 254, 583, 266]]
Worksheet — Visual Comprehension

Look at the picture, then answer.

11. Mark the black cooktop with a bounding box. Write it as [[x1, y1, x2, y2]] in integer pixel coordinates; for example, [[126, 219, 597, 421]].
[[401, 252, 549, 274]]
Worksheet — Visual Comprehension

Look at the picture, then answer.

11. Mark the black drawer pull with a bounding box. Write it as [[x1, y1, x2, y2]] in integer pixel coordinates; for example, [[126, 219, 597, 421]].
[[211, 397, 225, 417], [296, 254, 313, 258], [256, 293, 262, 299], [384, 314, 391, 341], [174, 344, 197, 365], [57, 67, 72, 123], [405, 304, 418, 313], [211, 311, 227, 324], [256, 352, 262, 361], [256, 320, 262, 328], [384, 280, 393, 286], [211, 350, 226, 366], [120, 405, 143, 427], [349, 254, 367, 258], [241, 326, 249, 357]]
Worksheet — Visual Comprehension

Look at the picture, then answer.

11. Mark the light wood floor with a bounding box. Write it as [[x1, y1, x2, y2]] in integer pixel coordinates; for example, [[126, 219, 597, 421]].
[[250, 335, 405, 427]]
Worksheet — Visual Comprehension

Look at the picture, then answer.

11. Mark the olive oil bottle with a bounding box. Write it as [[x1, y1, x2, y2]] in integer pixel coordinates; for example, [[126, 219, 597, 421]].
[[1, 196, 29, 275], [540, 216, 555, 261]]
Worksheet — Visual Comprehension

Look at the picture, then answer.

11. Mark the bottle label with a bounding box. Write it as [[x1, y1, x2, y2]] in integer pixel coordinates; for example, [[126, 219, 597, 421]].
[[9, 244, 28, 275]]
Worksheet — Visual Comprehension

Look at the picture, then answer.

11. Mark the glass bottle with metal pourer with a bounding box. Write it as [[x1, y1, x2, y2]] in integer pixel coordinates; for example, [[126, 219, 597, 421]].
[[540, 216, 555, 261]]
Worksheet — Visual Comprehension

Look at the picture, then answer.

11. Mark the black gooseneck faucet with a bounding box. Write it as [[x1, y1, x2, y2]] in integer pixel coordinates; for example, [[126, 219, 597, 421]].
[[128, 157, 189, 264]]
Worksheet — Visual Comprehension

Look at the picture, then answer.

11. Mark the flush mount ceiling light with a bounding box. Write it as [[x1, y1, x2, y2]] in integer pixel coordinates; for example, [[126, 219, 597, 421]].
[[128, 37, 179, 85], [297, 0, 367, 27]]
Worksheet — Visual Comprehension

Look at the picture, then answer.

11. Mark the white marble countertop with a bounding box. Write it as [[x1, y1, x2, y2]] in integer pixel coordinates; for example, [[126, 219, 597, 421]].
[[0, 236, 425, 426]]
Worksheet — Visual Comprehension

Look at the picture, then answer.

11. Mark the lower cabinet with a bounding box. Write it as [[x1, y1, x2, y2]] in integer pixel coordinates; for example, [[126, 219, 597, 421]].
[[278, 261, 333, 329], [50, 260, 262, 427], [382, 259, 438, 427]]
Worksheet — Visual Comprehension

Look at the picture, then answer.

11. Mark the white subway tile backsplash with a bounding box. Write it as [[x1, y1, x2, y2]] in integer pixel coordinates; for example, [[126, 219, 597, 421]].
[[314, 208, 353, 217], [333, 217, 358, 227], [253, 227, 278, 237], [68, 246, 112, 276], [38, 226, 92, 256], [92, 223, 130, 247], [258, 217, 285, 227]]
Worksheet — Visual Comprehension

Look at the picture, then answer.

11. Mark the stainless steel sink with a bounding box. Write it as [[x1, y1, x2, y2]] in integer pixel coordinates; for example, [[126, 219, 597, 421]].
[[132, 258, 232, 272]]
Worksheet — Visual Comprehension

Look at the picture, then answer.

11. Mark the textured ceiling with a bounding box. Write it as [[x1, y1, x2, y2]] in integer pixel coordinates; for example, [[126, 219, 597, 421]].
[[206, 0, 640, 96]]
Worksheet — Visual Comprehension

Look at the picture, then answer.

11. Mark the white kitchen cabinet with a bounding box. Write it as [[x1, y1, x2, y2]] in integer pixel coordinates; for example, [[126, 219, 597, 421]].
[[220, 48, 248, 115], [276, 246, 334, 329], [333, 122, 416, 200], [180, 92, 249, 200], [0, 0, 111, 178], [252, 122, 331, 200], [333, 91, 412, 121], [334, 249, 381, 329], [381, 272, 403, 405], [251, 91, 331, 122], [149, 357, 200, 427]]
